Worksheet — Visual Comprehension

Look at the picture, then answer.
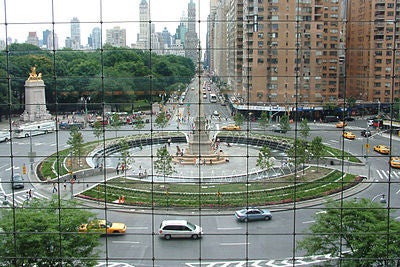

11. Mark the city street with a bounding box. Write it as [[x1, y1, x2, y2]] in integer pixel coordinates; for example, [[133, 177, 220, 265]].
[[0, 79, 399, 266]]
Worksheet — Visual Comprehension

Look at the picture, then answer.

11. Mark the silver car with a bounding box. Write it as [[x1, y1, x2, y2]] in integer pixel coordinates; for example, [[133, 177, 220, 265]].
[[12, 173, 24, 189], [158, 220, 203, 240]]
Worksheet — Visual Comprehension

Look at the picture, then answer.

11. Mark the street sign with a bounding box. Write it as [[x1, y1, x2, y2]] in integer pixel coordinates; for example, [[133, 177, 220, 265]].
[[365, 143, 370, 149], [22, 164, 26, 175]]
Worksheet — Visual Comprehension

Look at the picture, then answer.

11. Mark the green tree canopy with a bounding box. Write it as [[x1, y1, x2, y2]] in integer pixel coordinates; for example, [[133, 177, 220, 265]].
[[297, 198, 400, 267], [279, 114, 291, 134], [0, 197, 100, 266], [66, 126, 84, 168], [233, 112, 244, 127]]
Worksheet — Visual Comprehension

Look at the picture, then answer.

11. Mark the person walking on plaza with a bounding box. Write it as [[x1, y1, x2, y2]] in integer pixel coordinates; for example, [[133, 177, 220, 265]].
[[52, 183, 57, 193]]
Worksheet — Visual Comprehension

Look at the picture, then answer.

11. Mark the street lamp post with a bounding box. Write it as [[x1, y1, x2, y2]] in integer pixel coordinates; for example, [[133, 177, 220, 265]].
[[81, 96, 90, 126]]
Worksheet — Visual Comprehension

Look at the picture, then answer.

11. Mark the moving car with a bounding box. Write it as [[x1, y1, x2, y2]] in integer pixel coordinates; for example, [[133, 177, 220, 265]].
[[235, 207, 272, 222], [342, 131, 356, 140], [361, 129, 371, 137], [12, 173, 24, 189], [335, 121, 347, 128], [221, 124, 241, 131], [78, 219, 127, 235], [373, 145, 390, 155], [390, 157, 400, 168], [158, 220, 203, 240], [212, 110, 220, 117]]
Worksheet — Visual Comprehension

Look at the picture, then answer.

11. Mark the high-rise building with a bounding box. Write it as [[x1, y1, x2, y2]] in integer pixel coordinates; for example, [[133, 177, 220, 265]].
[[346, 0, 400, 105], [90, 27, 102, 50], [212, 0, 343, 109], [161, 27, 172, 48], [42, 29, 51, 48], [185, 0, 199, 64], [70, 17, 81, 49], [175, 12, 188, 47], [26, 32, 39, 47], [137, 0, 150, 50], [106, 26, 126, 47], [46, 31, 59, 50]]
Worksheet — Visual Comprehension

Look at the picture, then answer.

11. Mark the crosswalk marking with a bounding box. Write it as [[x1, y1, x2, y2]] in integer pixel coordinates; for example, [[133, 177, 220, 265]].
[[376, 169, 400, 180], [2, 190, 49, 207]]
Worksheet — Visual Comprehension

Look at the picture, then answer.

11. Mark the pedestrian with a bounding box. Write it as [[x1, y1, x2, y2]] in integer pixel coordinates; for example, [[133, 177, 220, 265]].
[[52, 183, 57, 193], [116, 165, 120, 175], [63, 182, 67, 190], [28, 189, 32, 199], [203, 159, 206, 165]]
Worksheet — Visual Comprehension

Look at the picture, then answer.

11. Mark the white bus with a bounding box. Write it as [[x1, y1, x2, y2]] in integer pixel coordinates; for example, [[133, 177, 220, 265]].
[[13, 120, 56, 138], [209, 93, 218, 103]]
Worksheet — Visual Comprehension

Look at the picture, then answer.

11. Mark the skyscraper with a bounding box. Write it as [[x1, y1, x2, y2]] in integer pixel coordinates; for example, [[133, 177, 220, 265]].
[[26, 32, 39, 47], [137, 0, 150, 50], [70, 17, 81, 49], [90, 27, 102, 50], [185, 0, 199, 63]]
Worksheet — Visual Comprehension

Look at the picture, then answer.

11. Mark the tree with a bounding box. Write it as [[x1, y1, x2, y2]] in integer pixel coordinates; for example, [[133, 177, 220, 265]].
[[119, 138, 133, 177], [309, 136, 324, 172], [279, 114, 291, 134], [299, 118, 310, 141], [233, 112, 244, 128], [297, 198, 400, 267], [109, 113, 122, 138], [92, 121, 103, 142], [154, 145, 175, 184], [0, 197, 100, 266], [66, 126, 84, 169], [258, 111, 269, 133], [155, 112, 169, 133], [286, 139, 309, 175], [256, 145, 274, 174]]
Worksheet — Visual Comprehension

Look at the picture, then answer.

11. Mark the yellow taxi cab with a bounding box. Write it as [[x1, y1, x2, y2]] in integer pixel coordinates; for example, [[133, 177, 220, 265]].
[[342, 131, 356, 140], [335, 121, 347, 128], [390, 157, 400, 168], [221, 124, 241, 131], [373, 145, 390, 155], [78, 219, 127, 235]]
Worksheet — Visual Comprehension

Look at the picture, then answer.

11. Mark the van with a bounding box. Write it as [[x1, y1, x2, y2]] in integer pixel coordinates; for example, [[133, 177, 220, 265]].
[[158, 220, 203, 240], [0, 131, 10, 142]]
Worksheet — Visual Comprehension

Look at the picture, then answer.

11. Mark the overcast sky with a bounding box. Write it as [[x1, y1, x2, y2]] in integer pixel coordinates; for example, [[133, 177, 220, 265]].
[[0, 0, 210, 48]]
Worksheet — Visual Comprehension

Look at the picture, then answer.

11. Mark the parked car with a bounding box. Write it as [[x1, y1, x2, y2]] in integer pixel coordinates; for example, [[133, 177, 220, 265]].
[[78, 219, 127, 235], [390, 157, 400, 168], [12, 173, 24, 189], [0, 131, 10, 142], [361, 129, 372, 137], [342, 131, 356, 140], [221, 124, 240, 131], [335, 121, 347, 128], [158, 220, 203, 240], [373, 145, 390, 155], [212, 110, 220, 117], [235, 207, 272, 222]]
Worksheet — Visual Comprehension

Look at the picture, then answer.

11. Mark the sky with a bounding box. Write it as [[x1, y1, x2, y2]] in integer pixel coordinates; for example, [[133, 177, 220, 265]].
[[0, 0, 210, 48]]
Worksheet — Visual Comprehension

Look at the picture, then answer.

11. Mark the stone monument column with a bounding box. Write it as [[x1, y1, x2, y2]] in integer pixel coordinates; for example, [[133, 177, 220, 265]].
[[21, 66, 52, 122]]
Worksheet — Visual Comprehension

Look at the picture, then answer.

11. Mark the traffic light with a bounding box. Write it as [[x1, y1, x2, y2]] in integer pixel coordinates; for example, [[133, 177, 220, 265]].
[[22, 164, 27, 175]]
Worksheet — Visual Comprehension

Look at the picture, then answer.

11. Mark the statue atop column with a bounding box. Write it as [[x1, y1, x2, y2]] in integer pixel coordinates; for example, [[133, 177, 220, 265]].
[[21, 66, 52, 122]]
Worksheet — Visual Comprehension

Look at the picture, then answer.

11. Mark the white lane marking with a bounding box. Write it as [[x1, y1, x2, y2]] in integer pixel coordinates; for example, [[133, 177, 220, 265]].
[[220, 242, 250, 246], [303, 220, 315, 224], [316, 211, 327, 214], [217, 227, 242, 230], [111, 241, 140, 244], [0, 164, 8, 169]]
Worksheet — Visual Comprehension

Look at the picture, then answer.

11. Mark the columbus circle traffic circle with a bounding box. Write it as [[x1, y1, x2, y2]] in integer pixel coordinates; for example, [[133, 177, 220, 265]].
[[54, 130, 365, 209]]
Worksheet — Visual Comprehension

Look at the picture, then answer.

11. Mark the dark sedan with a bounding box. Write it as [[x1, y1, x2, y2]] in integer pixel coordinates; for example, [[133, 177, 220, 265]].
[[361, 129, 372, 137], [235, 207, 272, 222]]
